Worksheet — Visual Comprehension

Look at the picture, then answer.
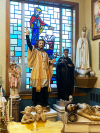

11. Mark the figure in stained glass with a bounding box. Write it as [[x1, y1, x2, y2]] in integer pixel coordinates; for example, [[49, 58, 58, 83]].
[[30, 7, 53, 46]]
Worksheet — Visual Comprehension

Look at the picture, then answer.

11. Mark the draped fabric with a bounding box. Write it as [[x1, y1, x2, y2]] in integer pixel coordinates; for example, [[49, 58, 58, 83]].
[[27, 46, 53, 92], [56, 56, 74, 100]]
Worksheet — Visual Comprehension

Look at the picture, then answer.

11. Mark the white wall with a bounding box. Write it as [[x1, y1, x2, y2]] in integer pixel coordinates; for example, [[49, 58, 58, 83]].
[[0, 0, 6, 91], [85, 0, 100, 87], [65, 0, 100, 88]]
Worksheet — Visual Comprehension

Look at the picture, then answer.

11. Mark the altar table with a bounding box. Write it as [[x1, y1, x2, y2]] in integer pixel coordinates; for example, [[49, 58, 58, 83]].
[[7, 120, 64, 133]]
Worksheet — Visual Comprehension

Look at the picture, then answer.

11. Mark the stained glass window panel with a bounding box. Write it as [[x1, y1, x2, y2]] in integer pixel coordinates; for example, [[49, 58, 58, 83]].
[[26, 78, 30, 84], [15, 47, 21, 51], [25, 52, 27, 57], [15, 10, 22, 14], [10, 47, 14, 51], [24, 4, 61, 89], [10, 5, 14, 13], [15, 51, 22, 56], [10, 39, 17, 44], [26, 85, 29, 89], [10, 19, 17, 23], [10, 1, 72, 90], [62, 8, 72, 56], [10, 35, 17, 38], [10, 1, 19, 5], [10, 1, 22, 63]]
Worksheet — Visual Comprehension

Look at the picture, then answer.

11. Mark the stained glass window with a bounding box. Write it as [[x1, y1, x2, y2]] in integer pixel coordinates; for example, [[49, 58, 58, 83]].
[[62, 8, 72, 58], [10, 1, 22, 63], [10, 1, 72, 91]]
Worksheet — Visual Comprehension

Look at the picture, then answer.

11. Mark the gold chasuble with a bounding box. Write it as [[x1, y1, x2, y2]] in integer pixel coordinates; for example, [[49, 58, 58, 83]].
[[27, 46, 53, 92]]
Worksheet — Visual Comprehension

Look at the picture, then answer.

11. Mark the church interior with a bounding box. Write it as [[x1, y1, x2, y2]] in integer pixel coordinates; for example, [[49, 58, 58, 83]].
[[1, 0, 100, 132]]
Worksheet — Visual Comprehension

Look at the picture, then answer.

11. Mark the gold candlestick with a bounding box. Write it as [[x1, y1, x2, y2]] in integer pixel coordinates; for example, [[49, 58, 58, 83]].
[[0, 99, 14, 132]]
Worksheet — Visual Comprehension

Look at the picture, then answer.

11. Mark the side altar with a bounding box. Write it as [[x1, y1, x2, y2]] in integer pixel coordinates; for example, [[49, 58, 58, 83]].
[[65, 113, 100, 133], [64, 102, 100, 133], [75, 77, 97, 88], [7, 120, 64, 133]]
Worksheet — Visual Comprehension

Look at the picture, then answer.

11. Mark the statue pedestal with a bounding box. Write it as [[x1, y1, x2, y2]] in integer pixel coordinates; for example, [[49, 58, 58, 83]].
[[31, 108, 57, 122], [56, 100, 71, 107], [11, 98, 21, 122], [75, 77, 97, 88], [53, 104, 66, 123]]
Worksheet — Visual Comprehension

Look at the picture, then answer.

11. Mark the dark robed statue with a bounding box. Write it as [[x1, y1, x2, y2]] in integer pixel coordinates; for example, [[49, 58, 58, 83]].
[[56, 48, 74, 100]]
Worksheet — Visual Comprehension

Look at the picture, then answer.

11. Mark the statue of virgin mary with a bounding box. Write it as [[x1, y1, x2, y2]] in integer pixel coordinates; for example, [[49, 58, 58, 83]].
[[76, 25, 91, 76]]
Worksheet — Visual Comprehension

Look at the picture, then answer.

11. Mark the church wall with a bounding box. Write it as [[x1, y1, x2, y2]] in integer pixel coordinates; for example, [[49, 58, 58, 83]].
[[68, 0, 100, 89], [64, 0, 86, 38], [85, 0, 100, 106], [63, 0, 100, 106], [85, 0, 100, 88], [65, 0, 100, 106], [0, 0, 6, 91]]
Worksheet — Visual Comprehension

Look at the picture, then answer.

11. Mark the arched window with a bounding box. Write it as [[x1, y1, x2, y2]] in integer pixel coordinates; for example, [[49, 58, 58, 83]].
[[6, 0, 79, 97]]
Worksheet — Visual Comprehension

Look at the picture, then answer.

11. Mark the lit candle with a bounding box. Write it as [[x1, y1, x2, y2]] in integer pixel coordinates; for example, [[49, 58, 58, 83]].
[[8, 100, 9, 121], [10, 98, 12, 117], [3, 97, 4, 116]]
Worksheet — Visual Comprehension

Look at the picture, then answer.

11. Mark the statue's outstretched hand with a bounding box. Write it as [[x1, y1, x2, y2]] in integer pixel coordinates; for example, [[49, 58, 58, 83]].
[[50, 58, 55, 64], [26, 27, 29, 35]]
